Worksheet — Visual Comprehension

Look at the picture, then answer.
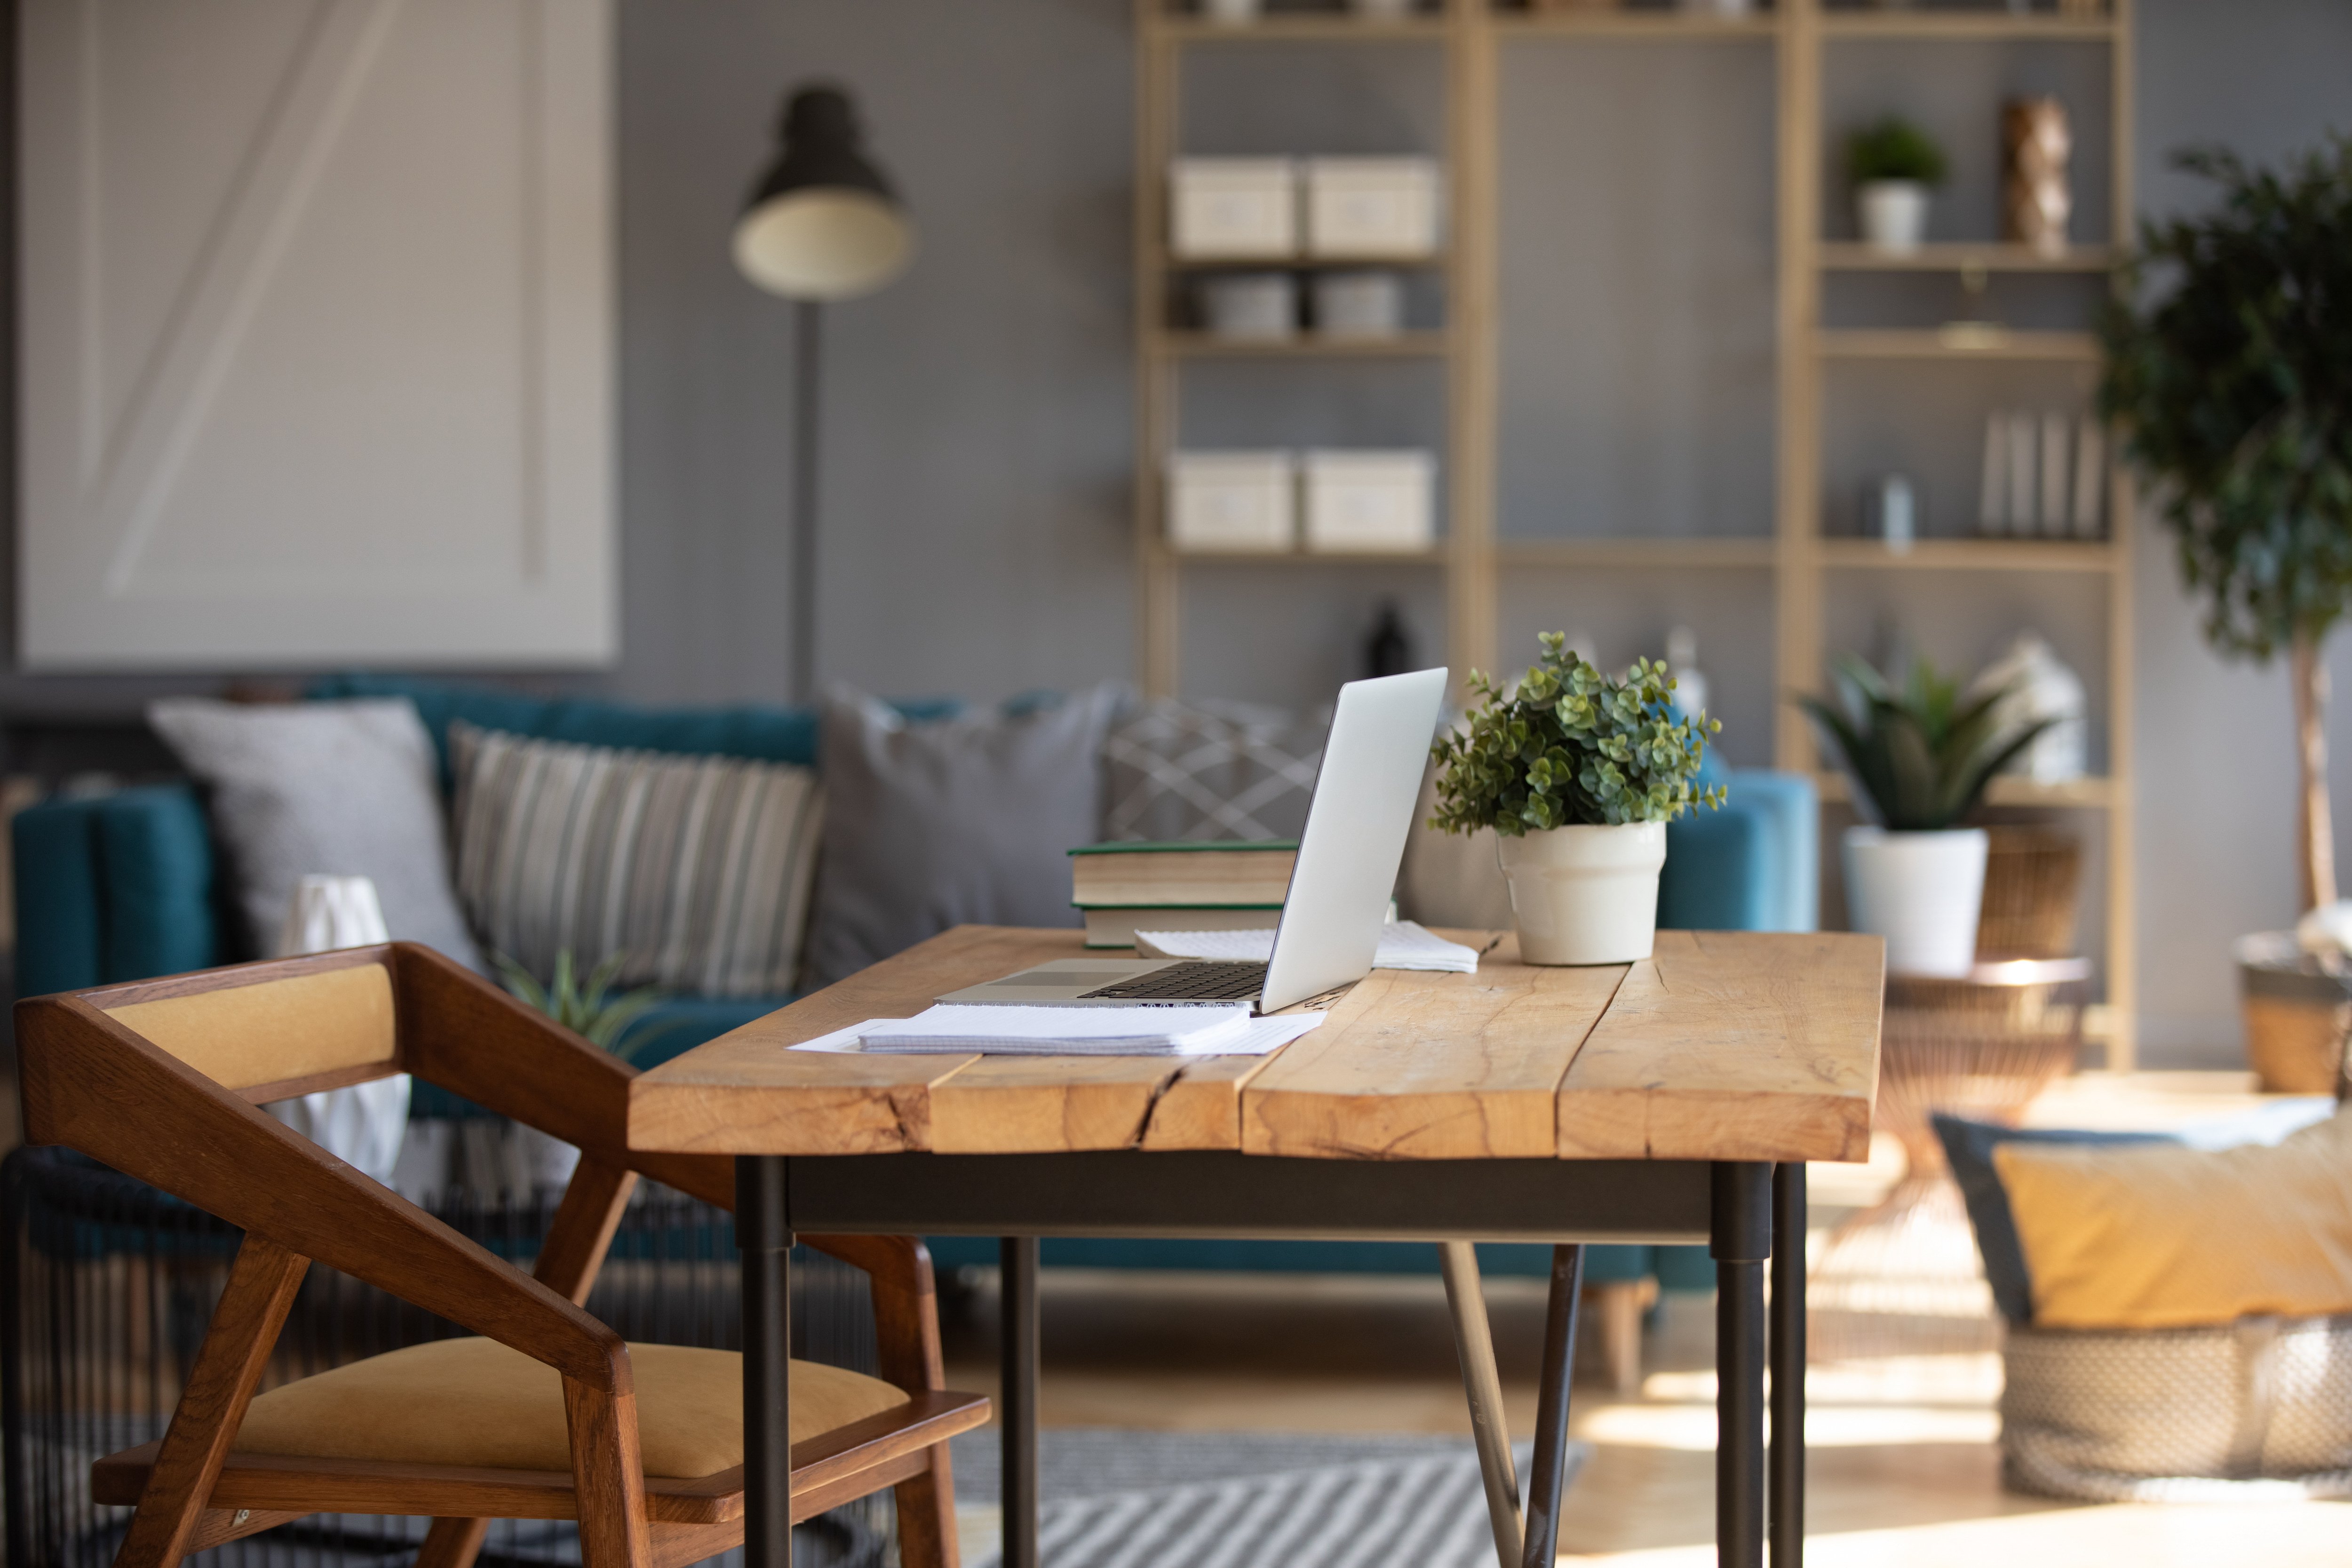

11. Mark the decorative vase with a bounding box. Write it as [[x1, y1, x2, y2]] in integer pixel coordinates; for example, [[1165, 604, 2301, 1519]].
[[1843, 826, 1989, 978], [2003, 96, 2072, 257], [1857, 179, 1930, 253], [1496, 822, 1667, 965]]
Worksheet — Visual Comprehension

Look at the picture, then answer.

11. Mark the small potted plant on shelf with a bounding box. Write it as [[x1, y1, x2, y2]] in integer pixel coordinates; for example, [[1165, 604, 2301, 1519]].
[[1800, 654, 2050, 978], [1849, 116, 1948, 254], [2101, 135, 2352, 1090], [1430, 633, 1725, 965]]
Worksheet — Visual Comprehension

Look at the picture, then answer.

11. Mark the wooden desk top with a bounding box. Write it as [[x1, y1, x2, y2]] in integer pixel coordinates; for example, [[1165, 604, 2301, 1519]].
[[627, 926, 1883, 1164]]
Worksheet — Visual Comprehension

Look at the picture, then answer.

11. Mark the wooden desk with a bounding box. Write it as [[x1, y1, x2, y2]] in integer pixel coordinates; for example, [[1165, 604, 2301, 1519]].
[[630, 925, 1883, 1568]]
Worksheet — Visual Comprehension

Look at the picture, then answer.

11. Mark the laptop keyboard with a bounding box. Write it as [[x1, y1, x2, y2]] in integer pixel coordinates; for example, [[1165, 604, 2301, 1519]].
[[1079, 961, 1269, 1003]]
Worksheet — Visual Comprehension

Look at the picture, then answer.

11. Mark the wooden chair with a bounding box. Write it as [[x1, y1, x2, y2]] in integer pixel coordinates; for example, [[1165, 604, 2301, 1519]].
[[15, 942, 989, 1568]]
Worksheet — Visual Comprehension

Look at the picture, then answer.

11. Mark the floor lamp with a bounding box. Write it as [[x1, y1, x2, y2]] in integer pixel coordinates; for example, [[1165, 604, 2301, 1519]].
[[732, 85, 914, 703]]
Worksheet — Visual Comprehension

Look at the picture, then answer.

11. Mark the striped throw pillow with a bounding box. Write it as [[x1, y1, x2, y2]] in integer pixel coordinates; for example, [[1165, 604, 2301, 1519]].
[[448, 723, 824, 998]]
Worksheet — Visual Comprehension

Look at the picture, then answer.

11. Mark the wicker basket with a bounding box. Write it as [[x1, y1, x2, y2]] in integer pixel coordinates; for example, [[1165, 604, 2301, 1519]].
[[1976, 826, 2082, 960], [2236, 932, 2352, 1094]]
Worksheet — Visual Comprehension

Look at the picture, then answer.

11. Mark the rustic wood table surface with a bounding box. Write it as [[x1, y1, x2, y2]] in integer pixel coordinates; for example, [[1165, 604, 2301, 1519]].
[[629, 924, 1883, 1568]]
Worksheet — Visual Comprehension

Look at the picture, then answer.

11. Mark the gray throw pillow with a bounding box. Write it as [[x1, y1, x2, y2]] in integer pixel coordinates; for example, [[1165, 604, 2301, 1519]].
[[804, 685, 1121, 987], [1101, 697, 1330, 842], [148, 698, 485, 971]]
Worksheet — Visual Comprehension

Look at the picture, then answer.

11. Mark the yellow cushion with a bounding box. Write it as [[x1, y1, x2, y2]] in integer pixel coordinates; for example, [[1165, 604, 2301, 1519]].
[[1995, 1108, 2352, 1329], [232, 1337, 908, 1480], [106, 964, 395, 1092]]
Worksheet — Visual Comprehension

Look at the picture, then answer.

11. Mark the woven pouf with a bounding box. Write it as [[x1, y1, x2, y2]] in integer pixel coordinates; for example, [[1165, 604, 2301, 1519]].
[[2002, 1314, 2352, 1501]]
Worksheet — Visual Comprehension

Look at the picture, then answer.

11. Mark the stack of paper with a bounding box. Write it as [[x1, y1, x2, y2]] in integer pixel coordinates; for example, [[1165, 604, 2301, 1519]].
[[1132, 920, 1482, 974], [785, 1005, 1327, 1058]]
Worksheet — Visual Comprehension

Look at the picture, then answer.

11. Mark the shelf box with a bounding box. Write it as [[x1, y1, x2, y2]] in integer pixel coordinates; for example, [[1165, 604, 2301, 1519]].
[[1303, 450, 1436, 554], [1304, 159, 1443, 259], [1168, 452, 1297, 552], [1170, 159, 1298, 260]]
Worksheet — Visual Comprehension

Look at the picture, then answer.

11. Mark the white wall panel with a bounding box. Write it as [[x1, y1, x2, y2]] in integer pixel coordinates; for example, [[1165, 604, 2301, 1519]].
[[19, 0, 614, 667]]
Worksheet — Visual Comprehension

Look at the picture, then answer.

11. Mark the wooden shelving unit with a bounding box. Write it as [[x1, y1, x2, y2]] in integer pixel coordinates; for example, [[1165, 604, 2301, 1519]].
[[1133, 0, 2137, 1060]]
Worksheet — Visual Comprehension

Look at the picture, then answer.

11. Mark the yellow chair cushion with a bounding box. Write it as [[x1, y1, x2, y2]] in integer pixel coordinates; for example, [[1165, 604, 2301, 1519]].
[[232, 1337, 908, 1480], [106, 964, 395, 1092], [1995, 1108, 2352, 1330]]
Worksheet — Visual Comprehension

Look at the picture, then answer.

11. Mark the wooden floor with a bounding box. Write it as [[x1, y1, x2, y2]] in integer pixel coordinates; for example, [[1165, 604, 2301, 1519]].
[[938, 1074, 2350, 1566]]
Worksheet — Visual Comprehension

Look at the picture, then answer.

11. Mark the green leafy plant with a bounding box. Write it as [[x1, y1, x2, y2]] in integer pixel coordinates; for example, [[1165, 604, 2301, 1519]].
[[1796, 654, 2052, 833], [1847, 117, 1948, 187], [1430, 633, 1726, 836], [493, 950, 664, 1056], [2100, 136, 2352, 912]]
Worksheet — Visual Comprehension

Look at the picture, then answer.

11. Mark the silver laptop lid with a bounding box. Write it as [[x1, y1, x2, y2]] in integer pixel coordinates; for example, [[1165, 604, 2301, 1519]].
[[1259, 668, 1450, 1012]]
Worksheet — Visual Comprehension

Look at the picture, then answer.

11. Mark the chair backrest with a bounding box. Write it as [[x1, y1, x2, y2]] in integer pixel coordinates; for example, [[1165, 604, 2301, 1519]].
[[97, 957, 397, 1098]]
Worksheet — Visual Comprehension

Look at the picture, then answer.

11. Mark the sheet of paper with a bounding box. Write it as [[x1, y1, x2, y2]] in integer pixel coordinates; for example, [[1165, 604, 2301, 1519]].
[[785, 1011, 1325, 1058], [1133, 919, 1481, 973], [860, 1003, 1251, 1054]]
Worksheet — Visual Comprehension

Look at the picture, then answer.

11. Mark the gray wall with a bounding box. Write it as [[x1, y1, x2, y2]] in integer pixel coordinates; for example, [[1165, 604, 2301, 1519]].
[[6, 0, 2350, 1059]]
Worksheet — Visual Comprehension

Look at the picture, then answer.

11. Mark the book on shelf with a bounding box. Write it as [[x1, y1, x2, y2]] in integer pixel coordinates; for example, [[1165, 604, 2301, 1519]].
[[1069, 840, 1298, 906]]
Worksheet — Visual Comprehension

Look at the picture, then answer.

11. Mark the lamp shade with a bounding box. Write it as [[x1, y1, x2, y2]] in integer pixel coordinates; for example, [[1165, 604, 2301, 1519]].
[[732, 85, 913, 301]]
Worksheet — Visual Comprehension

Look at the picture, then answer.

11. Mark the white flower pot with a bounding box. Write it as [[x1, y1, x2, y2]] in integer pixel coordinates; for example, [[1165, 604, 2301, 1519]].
[[1857, 180, 1930, 253], [1497, 822, 1667, 966], [1843, 826, 1988, 978]]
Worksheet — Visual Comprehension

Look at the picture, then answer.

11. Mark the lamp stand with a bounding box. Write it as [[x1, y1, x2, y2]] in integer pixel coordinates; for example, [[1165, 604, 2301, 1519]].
[[790, 299, 823, 704]]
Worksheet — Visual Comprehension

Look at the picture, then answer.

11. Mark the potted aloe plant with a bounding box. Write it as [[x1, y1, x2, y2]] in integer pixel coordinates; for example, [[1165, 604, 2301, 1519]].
[[1430, 633, 1725, 964], [1849, 117, 1948, 254], [1800, 655, 2050, 977]]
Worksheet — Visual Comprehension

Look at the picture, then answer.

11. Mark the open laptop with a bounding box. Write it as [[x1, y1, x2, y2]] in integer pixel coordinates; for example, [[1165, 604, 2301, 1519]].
[[936, 667, 1449, 1014]]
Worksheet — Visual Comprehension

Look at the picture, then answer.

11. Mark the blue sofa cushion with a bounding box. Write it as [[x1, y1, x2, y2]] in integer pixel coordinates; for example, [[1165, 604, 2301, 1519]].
[[308, 672, 964, 778], [13, 786, 220, 997]]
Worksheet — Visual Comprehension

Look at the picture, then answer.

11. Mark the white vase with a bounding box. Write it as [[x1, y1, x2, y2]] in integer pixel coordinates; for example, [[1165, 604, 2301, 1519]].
[[1497, 822, 1667, 966], [1857, 180, 1930, 253], [1843, 826, 1988, 978]]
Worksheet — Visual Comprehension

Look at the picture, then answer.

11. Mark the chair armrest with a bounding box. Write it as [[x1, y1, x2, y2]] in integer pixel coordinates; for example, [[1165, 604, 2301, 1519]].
[[393, 945, 949, 1391], [15, 994, 630, 1392]]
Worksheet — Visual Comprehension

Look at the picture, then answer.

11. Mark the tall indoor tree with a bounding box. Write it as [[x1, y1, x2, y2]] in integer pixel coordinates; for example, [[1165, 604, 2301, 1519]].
[[2102, 135, 2352, 913]]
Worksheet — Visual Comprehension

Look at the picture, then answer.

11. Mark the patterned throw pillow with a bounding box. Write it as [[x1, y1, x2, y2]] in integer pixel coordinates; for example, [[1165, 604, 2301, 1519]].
[[1102, 698, 1329, 842], [448, 723, 823, 998]]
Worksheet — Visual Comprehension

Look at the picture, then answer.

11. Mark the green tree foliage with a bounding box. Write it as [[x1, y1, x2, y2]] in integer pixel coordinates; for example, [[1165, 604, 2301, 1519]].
[[1797, 654, 2050, 833], [2100, 138, 2352, 661], [1430, 632, 1726, 836]]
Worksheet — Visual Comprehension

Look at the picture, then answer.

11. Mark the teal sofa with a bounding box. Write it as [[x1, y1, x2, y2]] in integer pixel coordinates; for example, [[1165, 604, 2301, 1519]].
[[11, 675, 1813, 1364]]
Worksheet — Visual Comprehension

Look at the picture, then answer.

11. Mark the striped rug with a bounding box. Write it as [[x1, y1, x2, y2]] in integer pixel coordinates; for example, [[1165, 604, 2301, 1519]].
[[953, 1430, 1584, 1568]]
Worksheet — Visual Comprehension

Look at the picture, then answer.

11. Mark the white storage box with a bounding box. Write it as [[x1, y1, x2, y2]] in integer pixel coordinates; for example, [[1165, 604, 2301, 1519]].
[[1303, 450, 1435, 552], [1170, 159, 1297, 259], [1304, 159, 1442, 257], [1168, 452, 1297, 552]]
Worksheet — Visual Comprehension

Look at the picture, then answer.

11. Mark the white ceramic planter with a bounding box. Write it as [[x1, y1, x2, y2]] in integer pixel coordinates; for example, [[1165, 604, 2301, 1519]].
[[1843, 826, 1988, 977], [1857, 180, 1930, 253], [1497, 822, 1667, 965]]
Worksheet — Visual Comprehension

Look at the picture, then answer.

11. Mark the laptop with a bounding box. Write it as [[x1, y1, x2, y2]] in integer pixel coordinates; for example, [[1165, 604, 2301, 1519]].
[[936, 667, 1449, 1014]]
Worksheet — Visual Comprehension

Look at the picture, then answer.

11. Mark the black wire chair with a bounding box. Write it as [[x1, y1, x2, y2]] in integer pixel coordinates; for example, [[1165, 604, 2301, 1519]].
[[1, 1145, 892, 1568]]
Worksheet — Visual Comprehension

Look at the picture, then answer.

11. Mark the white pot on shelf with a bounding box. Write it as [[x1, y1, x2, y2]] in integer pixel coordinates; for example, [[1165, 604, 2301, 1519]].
[[1497, 822, 1667, 966], [1857, 180, 1931, 253], [1842, 826, 1988, 978]]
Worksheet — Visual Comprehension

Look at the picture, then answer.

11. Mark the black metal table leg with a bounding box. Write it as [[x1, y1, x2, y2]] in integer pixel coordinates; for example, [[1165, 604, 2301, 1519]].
[[738, 1156, 792, 1568], [1713, 1162, 1770, 1568], [1770, 1163, 1806, 1566], [1521, 1243, 1586, 1568], [1001, 1236, 1041, 1568]]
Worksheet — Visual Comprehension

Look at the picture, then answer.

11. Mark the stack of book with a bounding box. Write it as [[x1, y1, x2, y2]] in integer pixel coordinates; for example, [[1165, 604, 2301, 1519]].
[[1068, 840, 1297, 949]]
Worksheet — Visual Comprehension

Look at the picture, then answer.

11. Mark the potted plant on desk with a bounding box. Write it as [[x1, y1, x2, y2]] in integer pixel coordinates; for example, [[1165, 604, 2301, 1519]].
[[1800, 654, 2050, 978], [1429, 632, 1724, 965]]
